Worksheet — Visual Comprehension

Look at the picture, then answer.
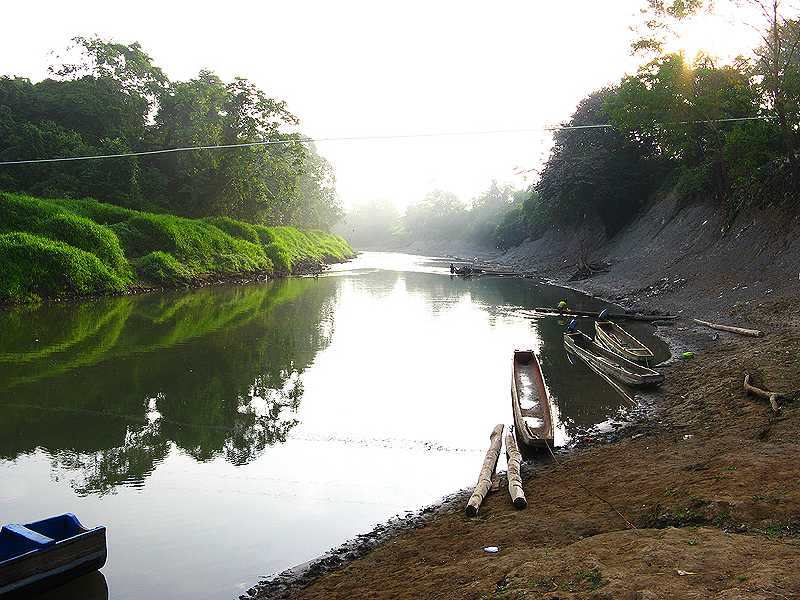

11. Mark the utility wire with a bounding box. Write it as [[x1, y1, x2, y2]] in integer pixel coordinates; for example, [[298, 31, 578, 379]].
[[0, 115, 769, 166]]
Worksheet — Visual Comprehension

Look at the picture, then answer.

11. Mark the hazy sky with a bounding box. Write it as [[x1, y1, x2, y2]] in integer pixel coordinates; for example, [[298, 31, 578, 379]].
[[3, 1, 756, 210]]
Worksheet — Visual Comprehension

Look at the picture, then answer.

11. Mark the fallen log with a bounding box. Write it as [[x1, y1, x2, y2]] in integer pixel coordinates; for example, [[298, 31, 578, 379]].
[[466, 424, 504, 517], [694, 319, 764, 338], [505, 430, 527, 510], [524, 308, 677, 322], [744, 373, 781, 414]]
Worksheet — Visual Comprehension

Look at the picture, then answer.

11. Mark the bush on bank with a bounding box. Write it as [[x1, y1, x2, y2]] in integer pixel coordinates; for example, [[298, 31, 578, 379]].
[[0, 192, 354, 303], [0, 232, 128, 302]]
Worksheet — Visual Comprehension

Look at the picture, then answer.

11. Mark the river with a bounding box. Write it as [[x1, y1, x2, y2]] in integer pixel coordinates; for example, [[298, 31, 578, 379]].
[[0, 252, 667, 600]]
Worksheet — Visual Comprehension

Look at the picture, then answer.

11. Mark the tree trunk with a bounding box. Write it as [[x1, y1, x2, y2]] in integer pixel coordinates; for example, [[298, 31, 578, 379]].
[[505, 430, 527, 510], [465, 424, 504, 517]]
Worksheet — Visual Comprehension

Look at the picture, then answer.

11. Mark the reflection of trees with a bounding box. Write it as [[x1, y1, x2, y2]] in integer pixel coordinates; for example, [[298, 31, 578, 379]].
[[0, 277, 340, 493], [52, 420, 169, 497]]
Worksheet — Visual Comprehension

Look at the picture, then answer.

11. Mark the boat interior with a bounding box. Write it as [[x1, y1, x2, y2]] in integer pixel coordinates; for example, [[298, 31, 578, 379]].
[[514, 351, 545, 427]]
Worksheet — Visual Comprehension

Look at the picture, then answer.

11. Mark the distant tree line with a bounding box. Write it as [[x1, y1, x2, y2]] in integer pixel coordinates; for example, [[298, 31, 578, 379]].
[[343, 0, 800, 251], [0, 37, 341, 229], [338, 181, 532, 250]]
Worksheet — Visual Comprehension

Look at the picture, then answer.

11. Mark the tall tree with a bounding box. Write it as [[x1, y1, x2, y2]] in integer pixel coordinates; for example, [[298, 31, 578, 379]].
[[537, 88, 665, 236], [606, 54, 761, 202]]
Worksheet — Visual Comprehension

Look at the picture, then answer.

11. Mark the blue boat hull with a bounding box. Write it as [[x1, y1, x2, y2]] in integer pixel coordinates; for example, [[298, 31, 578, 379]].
[[0, 514, 107, 598]]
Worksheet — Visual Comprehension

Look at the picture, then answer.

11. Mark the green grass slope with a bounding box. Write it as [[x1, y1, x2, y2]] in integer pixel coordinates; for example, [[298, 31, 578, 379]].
[[0, 193, 354, 303]]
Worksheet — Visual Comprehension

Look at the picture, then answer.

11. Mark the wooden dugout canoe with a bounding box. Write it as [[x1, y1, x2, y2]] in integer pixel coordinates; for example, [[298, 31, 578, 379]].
[[594, 320, 654, 364], [564, 330, 664, 387], [511, 350, 554, 450], [0, 513, 107, 597], [529, 307, 677, 322]]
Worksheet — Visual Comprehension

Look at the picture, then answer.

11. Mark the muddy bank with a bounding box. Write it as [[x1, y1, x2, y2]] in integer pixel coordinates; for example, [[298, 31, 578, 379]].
[[245, 290, 800, 600], [244, 199, 800, 599]]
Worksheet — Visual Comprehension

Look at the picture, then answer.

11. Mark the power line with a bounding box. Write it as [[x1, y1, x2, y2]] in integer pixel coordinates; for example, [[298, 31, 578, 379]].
[[0, 116, 769, 166]]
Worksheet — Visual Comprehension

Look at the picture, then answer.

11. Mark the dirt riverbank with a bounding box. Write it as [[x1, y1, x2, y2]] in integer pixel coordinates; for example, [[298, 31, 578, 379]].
[[246, 289, 799, 599], [246, 202, 800, 600]]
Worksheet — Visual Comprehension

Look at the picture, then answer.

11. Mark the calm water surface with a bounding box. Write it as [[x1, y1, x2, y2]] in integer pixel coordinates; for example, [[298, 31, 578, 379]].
[[0, 252, 666, 600]]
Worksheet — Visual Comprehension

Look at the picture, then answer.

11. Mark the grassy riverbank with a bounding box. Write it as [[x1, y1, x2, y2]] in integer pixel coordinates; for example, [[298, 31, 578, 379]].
[[0, 192, 354, 303]]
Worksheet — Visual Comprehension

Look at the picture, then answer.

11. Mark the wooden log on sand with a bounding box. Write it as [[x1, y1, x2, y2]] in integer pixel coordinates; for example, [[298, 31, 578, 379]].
[[465, 424, 504, 517], [694, 319, 764, 337], [505, 429, 527, 510], [744, 373, 781, 414]]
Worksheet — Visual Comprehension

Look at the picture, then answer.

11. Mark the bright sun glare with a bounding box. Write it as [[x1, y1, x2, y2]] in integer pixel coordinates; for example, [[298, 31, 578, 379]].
[[668, 10, 758, 65]]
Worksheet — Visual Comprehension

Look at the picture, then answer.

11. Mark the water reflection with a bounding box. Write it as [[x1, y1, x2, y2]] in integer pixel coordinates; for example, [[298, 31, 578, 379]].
[[34, 571, 108, 600], [0, 253, 669, 600], [0, 277, 339, 494]]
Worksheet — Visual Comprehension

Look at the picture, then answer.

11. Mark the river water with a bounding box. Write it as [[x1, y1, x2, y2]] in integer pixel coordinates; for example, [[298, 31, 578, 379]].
[[0, 252, 666, 600]]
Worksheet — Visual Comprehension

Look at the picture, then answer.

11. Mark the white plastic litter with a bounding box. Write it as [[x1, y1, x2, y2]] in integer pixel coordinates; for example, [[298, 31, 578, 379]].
[[483, 546, 499, 553]]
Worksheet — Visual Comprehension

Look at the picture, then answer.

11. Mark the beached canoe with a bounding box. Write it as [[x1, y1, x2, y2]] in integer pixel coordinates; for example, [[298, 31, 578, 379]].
[[528, 307, 677, 322], [564, 330, 664, 387], [594, 320, 654, 364], [453, 266, 483, 276], [0, 513, 107, 597], [511, 349, 554, 450]]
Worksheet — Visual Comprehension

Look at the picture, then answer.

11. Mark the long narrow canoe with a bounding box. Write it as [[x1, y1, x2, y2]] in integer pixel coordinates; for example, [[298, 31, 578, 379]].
[[595, 320, 654, 364], [528, 307, 677, 322], [511, 349, 554, 450], [564, 330, 664, 387], [0, 513, 107, 597]]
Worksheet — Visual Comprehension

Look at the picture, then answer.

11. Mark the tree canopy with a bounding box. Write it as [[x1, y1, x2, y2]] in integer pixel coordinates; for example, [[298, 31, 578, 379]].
[[0, 37, 342, 229]]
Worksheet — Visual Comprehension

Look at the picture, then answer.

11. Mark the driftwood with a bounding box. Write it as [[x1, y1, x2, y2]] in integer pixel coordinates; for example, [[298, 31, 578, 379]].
[[505, 430, 527, 510], [694, 319, 764, 338], [466, 424, 504, 517], [744, 373, 781, 414], [525, 308, 677, 322]]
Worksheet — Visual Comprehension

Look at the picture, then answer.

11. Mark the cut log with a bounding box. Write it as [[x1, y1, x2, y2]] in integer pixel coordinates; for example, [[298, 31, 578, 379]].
[[694, 319, 764, 337], [744, 373, 781, 414], [465, 424, 504, 517], [505, 430, 527, 510], [524, 308, 677, 322]]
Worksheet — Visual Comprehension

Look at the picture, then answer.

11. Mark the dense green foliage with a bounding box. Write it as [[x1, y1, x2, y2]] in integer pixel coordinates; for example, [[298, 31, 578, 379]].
[[0, 232, 129, 302], [0, 192, 353, 302], [537, 88, 669, 236], [0, 37, 342, 228]]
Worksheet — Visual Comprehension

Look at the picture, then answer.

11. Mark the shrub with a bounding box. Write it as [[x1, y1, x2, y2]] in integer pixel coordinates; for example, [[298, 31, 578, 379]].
[[0, 193, 352, 302], [52, 197, 136, 225], [0, 232, 127, 302], [42, 212, 129, 275], [254, 225, 354, 270], [113, 213, 270, 274], [264, 242, 293, 273], [205, 216, 260, 245], [112, 214, 177, 257], [135, 251, 193, 285], [0, 193, 61, 233]]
